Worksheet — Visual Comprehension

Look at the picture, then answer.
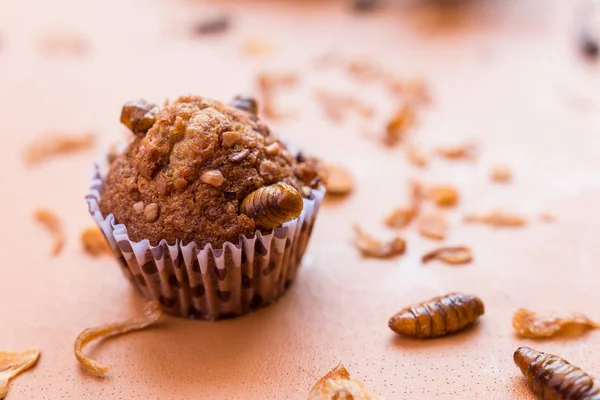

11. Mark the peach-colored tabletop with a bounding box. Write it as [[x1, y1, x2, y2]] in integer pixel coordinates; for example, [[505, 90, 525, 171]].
[[1, 0, 600, 399]]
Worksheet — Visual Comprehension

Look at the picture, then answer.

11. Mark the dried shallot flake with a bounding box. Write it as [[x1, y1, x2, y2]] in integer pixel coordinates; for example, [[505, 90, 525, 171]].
[[74, 301, 162, 377], [388, 77, 431, 104], [383, 103, 415, 147], [256, 72, 298, 119], [81, 227, 110, 256], [384, 207, 417, 229], [0, 350, 41, 399], [324, 163, 354, 196], [512, 308, 600, 338], [384, 180, 423, 228], [39, 32, 87, 56], [539, 212, 556, 222], [407, 145, 429, 168], [24, 132, 95, 165], [490, 164, 512, 182], [410, 180, 425, 206], [314, 89, 374, 122], [345, 59, 383, 82], [240, 39, 273, 56], [34, 209, 64, 256], [464, 209, 526, 228], [418, 213, 447, 240], [308, 364, 380, 400], [422, 246, 472, 265], [436, 142, 478, 161], [353, 225, 405, 258], [429, 185, 459, 207]]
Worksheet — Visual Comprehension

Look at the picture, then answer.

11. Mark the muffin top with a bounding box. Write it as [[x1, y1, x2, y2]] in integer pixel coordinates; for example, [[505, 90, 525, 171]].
[[100, 95, 322, 247]]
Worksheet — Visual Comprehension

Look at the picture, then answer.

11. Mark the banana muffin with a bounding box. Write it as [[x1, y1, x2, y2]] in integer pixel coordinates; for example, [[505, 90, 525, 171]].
[[100, 95, 323, 248]]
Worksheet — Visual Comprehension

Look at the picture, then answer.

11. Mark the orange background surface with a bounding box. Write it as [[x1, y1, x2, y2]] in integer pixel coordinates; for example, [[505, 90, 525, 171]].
[[1, 0, 599, 399]]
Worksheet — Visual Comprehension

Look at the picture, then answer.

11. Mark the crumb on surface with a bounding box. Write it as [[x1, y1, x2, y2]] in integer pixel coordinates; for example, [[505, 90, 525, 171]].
[[24, 132, 95, 165], [81, 227, 110, 256], [34, 209, 64, 256], [256, 72, 298, 119]]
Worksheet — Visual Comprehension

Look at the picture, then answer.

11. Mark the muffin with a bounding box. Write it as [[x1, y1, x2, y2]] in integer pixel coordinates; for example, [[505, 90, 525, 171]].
[[87, 95, 325, 320]]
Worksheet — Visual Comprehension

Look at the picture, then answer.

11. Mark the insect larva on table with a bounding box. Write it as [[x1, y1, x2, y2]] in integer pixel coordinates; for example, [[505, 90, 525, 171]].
[[388, 293, 484, 338], [514, 346, 600, 400], [239, 182, 304, 230]]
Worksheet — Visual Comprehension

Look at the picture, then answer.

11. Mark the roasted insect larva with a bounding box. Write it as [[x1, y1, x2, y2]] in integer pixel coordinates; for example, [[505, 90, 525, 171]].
[[389, 293, 484, 338], [514, 346, 600, 400], [240, 182, 304, 230], [230, 95, 258, 116], [120, 99, 158, 135]]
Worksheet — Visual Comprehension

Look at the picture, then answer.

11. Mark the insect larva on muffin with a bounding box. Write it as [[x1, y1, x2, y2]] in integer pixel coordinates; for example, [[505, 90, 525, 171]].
[[389, 293, 484, 338], [514, 346, 600, 400], [239, 182, 304, 230]]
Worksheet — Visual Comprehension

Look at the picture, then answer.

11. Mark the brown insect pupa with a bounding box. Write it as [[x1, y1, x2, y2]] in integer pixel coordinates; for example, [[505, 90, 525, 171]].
[[514, 346, 600, 400], [389, 293, 484, 338], [240, 182, 304, 230]]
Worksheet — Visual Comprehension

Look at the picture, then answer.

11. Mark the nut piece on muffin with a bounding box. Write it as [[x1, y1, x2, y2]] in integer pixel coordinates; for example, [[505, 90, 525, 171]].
[[100, 95, 324, 248]]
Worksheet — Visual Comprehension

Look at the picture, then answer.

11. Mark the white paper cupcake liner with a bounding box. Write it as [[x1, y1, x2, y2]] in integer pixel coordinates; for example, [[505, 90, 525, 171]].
[[86, 162, 324, 320]]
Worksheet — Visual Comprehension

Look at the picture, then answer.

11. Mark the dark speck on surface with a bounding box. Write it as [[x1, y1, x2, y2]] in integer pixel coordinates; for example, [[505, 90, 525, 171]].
[[351, 0, 380, 12], [580, 29, 599, 59], [193, 14, 230, 35]]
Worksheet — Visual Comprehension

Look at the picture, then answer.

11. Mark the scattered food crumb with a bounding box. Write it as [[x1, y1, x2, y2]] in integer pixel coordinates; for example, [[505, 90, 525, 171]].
[[256, 72, 298, 119], [34, 209, 64, 256], [39, 32, 87, 56], [384, 207, 417, 229], [384, 180, 423, 228], [539, 212, 556, 222], [353, 225, 406, 258], [74, 301, 162, 377], [383, 103, 415, 147], [490, 164, 512, 182], [308, 364, 379, 399], [81, 227, 110, 257], [0, 349, 41, 399], [407, 145, 429, 168], [387, 77, 431, 104], [193, 14, 230, 35], [324, 163, 354, 196], [422, 246, 473, 265], [345, 58, 383, 82], [314, 89, 374, 122], [240, 39, 273, 56], [436, 142, 478, 161], [512, 308, 599, 338], [410, 179, 425, 206], [24, 132, 95, 165], [429, 185, 459, 207], [464, 208, 526, 228], [418, 212, 448, 240]]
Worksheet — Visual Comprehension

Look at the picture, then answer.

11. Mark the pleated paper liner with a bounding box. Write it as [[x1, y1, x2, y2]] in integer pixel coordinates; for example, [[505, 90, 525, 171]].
[[87, 163, 324, 320]]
